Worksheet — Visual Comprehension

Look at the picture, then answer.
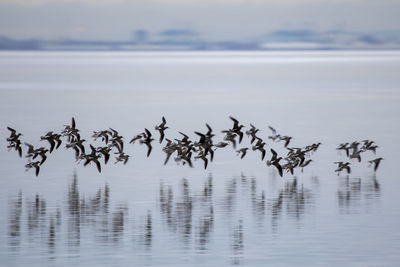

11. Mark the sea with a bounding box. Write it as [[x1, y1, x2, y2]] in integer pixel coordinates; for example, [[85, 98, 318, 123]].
[[0, 51, 400, 266]]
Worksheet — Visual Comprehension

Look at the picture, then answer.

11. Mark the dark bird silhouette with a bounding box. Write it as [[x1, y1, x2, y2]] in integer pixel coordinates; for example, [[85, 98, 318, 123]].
[[305, 142, 322, 153], [92, 130, 112, 144], [195, 149, 209, 169], [214, 142, 229, 149], [7, 127, 23, 140], [266, 148, 283, 177], [140, 128, 154, 157], [79, 145, 102, 173], [6, 127, 23, 157], [194, 125, 214, 162], [40, 131, 62, 153], [368, 158, 383, 172], [222, 129, 237, 149], [115, 151, 130, 164], [25, 161, 41, 177], [130, 133, 144, 144], [229, 116, 244, 143], [236, 148, 249, 159], [349, 150, 362, 162], [62, 117, 80, 142], [245, 123, 259, 144], [109, 128, 124, 152], [299, 159, 312, 172], [337, 143, 350, 157], [279, 135, 292, 148], [65, 137, 86, 160], [96, 146, 111, 164], [205, 123, 215, 139], [162, 139, 178, 165], [334, 162, 351, 175], [24, 143, 49, 165], [155, 116, 168, 143], [252, 137, 266, 160]]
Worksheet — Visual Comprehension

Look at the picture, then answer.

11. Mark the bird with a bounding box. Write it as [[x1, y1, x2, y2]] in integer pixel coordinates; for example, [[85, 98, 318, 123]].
[[229, 116, 244, 143], [115, 151, 130, 165], [334, 162, 351, 175], [279, 136, 292, 148], [62, 117, 80, 142], [65, 137, 86, 160], [214, 142, 229, 149], [24, 143, 49, 165], [25, 161, 41, 177], [109, 128, 124, 152], [236, 148, 249, 159], [92, 130, 112, 144], [221, 130, 237, 149], [155, 116, 168, 143], [266, 149, 283, 177], [194, 149, 209, 169], [40, 131, 62, 153], [268, 126, 280, 141], [299, 159, 312, 172], [252, 137, 266, 160], [337, 143, 350, 157], [96, 146, 111, 164], [7, 127, 23, 140], [79, 145, 102, 173], [162, 138, 178, 165], [140, 128, 154, 157], [130, 133, 144, 144], [349, 150, 362, 162], [245, 123, 259, 144], [6, 127, 23, 157], [368, 158, 383, 172]]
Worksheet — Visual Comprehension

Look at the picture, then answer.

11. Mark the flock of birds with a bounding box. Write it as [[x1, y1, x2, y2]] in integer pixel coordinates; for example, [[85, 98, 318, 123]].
[[6, 116, 383, 177], [334, 141, 383, 175]]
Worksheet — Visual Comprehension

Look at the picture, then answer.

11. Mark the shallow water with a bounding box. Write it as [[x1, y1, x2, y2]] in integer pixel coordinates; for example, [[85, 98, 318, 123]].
[[0, 51, 400, 266]]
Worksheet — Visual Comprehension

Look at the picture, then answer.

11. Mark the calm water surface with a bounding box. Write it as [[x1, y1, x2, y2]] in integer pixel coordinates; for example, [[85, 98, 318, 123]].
[[0, 51, 400, 266]]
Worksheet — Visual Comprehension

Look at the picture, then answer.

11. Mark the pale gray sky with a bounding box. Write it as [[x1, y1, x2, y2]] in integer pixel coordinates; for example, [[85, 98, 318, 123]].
[[0, 0, 399, 41]]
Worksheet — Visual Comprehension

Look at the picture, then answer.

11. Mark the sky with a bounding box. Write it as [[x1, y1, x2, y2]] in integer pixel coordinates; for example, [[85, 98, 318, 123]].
[[0, 0, 399, 41]]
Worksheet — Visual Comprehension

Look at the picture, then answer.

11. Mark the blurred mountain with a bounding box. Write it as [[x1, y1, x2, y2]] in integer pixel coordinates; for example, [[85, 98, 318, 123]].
[[1, 29, 400, 51]]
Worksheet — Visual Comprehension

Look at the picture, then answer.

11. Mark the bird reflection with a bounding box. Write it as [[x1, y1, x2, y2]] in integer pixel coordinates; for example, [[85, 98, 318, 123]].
[[8, 191, 22, 249], [159, 179, 193, 247], [231, 219, 244, 265], [27, 194, 47, 234], [6, 171, 383, 264], [145, 211, 152, 247], [269, 177, 313, 230], [337, 174, 380, 213], [112, 206, 127, 242]]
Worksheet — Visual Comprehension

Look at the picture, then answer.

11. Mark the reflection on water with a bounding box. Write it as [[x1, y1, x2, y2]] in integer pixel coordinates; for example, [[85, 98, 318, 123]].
[[6, 172, 383, 265], [337, 174, 381, 213]]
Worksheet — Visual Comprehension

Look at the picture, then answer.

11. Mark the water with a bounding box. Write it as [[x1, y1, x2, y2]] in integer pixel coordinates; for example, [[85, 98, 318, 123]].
[[1, 51, 400, 266]]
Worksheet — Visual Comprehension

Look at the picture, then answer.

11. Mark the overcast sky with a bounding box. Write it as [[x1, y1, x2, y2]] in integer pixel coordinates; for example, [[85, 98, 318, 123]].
[[0, 0, 399, 41]]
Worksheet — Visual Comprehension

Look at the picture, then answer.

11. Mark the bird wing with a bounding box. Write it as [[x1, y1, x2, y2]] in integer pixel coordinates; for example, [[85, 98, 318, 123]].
[[94, 159, 102, 173], [159, 131, 165, 144], [7, 127, 16, 133], [35, 166, 40, 177], [145, 128, 152, 138], [229, 116, 239, 128], [270, 148, 278, 160], [268, 126, 276, 135], [274, 163, 283, 177], [206, 123, 213, 135], [146, 143, 152, 157]]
